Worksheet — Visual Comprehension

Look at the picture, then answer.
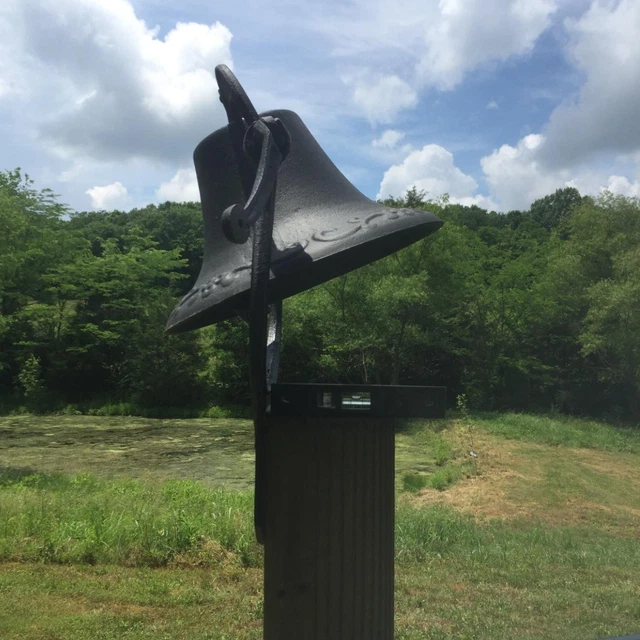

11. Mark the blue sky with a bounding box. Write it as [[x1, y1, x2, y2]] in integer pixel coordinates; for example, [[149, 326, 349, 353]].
[[1, 0, 639, 213]]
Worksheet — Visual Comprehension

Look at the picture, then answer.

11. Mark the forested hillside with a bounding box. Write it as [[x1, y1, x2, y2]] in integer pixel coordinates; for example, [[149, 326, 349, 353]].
[[1, 169, 639, 420]]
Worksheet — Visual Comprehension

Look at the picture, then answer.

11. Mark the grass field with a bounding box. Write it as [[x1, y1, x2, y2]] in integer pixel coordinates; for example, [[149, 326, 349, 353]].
[[1, 412, 639, 639]]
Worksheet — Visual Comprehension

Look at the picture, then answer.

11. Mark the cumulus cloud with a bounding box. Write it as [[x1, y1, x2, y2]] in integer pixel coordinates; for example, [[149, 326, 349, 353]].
[[539, 0, 640, 168], [86, 182, 130, 210], [377, 144, 495, 209], [486, 100, 499, 110], [380, 132, 640, 214], [157, 168, 200, 203], [343, 73, 418, 125], [2, 0, 232, 162], [480, 133, 640, 210], [370, 129, 413, 163], [603, 175, 640, 199], [473, 1, 640, 209], [418, 0, 557, 90], [480, 134, 565, 210]]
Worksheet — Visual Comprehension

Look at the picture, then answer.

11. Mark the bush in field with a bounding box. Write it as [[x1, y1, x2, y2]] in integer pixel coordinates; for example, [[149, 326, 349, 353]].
[[18, 355, 48, 413]]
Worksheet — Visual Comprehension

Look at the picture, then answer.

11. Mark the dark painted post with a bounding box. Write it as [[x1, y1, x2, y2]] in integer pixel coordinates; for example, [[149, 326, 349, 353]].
[[260, 384, 445, 639], [263, 416, 395, 639]]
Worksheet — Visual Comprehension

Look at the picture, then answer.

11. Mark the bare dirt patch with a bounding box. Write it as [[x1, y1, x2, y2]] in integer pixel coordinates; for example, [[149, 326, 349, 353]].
[[412, 423, 640, 536]]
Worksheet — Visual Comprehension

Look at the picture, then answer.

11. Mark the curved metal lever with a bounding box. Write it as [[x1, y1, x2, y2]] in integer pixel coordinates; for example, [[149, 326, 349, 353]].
[[215, 64, 259, 128], [221, 118, 289, 244], [216, 64, 290, 245]]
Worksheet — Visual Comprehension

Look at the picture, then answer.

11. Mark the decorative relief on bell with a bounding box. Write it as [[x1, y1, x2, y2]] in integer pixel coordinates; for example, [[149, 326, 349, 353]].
[[171, 203, 432, 324], [312, 227, 361, 242]]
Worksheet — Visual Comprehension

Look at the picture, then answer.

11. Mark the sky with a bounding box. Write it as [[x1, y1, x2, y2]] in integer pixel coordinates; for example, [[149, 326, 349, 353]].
[[1, 0, 640, 213]]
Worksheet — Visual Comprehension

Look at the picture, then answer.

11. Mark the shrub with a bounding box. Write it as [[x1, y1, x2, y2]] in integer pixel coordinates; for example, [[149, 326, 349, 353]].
[[402, 473, 429, 493], [429, 464, 462, 491]]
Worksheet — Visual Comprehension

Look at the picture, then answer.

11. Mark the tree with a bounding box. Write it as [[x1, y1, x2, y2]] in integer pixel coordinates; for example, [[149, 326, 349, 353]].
[[581, 245, 640, 418], [535, 192, 640, 416], [530, 187, 585, 231], [43, 231, 192, 401], [0, 169, 78, 397], [572, 194, 640, 417]]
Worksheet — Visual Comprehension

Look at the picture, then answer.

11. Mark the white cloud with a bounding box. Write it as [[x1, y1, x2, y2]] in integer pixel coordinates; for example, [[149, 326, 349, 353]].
[[370, 129, 414, 164], [157, 168, 200, 203], [372, 130, 406, 149], [380, 131, 640, 214], [480, 133, 640, 210], [377, 144, 487, 204], [480, 134, 564, 210], [343, 73, 418, 125], [311, 0, 556, 112], [539, 0, 640, 168], [2, 0, 232, 162], [452, 194, 500, 209], [602, 175, 640, 199], [472, 1, 640, 209], [418, 0, 557, 90], [5, 0, 638, 216], [86, 182, 130, 210]]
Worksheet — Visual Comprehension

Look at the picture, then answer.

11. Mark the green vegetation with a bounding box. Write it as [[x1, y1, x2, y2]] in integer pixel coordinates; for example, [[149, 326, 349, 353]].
[[427, 463, 465, 491], [402, 465, 463, 493], [1, 413, 639, 638], [2, 170, 640, 421], [0, 415, 256, 490], [0, 471, 258, 567], [2, 166, 640, 637], [1, 527, 639, 640], [397, 418, 475, 493], [0, 563, 265, 640], [473, 411, 640, 452], [402, 473, 430, 492]]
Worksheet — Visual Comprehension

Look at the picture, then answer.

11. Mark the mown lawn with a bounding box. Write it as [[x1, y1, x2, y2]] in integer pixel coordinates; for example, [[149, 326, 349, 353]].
[[0, 412, 639, 639]]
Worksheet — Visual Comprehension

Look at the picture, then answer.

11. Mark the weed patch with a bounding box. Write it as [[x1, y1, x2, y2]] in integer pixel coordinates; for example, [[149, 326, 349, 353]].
[[429, 464, 462, 491], [403, 473, 429, 493]]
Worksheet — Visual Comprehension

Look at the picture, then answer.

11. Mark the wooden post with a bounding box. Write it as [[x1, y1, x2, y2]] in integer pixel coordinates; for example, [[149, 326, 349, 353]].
[[263, 416, 395, 640]]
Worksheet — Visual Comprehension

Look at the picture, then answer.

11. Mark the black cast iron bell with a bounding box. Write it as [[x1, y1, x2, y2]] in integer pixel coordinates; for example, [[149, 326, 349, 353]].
[[166, 108, 443, 334]]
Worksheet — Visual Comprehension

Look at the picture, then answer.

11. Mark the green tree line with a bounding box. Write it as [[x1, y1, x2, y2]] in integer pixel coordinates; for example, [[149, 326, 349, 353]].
[[1, 169, 639, 420]]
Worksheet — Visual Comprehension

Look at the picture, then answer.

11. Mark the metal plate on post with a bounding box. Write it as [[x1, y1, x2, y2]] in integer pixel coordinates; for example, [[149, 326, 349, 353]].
[[270, 383, 446, 419]]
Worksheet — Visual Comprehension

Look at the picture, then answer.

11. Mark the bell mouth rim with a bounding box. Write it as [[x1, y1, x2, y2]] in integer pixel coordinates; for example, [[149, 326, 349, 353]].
[[165, 212, 443, 334]]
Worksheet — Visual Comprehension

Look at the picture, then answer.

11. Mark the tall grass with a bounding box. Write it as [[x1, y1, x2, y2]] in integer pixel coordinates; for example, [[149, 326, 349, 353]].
[[2, 469, 639, 577], [395, 503, 483, 560], [0, 470, 259, 567]]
